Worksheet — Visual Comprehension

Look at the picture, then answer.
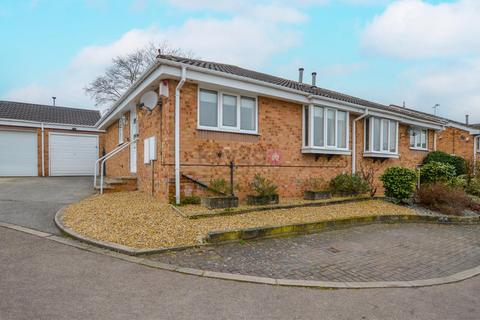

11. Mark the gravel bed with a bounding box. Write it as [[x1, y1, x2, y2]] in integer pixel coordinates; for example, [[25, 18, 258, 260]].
[[62, 191, 417, 249]]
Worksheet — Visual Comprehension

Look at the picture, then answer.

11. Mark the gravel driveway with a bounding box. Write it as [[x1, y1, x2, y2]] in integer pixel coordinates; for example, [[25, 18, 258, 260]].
[[0, 177, 94, 234]]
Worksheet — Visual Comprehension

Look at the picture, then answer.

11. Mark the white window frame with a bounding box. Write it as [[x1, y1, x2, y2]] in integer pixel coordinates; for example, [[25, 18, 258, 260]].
[[302, 105, 350, 154], [197, 87, 258, 134], [364, 116, 399, 157], [118, 118, 124, 145], [476, 136, 480, 154], [409, 127, 429, 151]]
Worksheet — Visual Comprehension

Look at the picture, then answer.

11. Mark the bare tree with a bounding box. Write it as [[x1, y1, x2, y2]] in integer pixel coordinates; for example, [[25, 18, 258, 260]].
[[84, 41, 194, 108]]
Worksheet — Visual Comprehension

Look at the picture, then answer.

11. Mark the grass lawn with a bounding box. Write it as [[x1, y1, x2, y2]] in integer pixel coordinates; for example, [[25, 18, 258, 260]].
[[62, 191, 417, 249]]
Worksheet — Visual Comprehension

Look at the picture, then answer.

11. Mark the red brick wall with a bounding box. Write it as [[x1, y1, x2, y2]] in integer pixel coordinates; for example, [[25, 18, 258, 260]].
[[104, 113, 132, 177], [437, 127, 474, 161], [101, 79, 478, 203]]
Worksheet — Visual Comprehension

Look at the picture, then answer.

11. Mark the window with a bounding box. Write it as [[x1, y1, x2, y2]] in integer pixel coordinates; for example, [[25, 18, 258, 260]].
[[118, 118, 124, 144], [409, 127, 428, 150], [198, 88, 257, 133], [303, 105, 349, 153], [476, 137, 480, 153], [364, 117, 398, 155]]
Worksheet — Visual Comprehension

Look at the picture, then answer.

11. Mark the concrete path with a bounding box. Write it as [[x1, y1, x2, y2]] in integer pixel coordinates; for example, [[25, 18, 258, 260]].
[[0, 177, 93, 234], [1, 226, 480, 320]]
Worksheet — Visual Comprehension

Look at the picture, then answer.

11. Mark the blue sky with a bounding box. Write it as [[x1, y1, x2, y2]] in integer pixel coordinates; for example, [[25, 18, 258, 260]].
[[1, 0, 479, 123]]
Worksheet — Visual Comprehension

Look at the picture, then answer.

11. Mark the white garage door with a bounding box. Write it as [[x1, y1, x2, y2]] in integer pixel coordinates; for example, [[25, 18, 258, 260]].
[[0, 130, 38, 176], [49, 133, 98, 176]]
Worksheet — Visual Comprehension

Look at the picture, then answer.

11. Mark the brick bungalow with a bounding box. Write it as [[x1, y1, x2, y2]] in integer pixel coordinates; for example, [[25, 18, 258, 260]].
[[0, 101, 103, 176], [95, 55, 480, 203]]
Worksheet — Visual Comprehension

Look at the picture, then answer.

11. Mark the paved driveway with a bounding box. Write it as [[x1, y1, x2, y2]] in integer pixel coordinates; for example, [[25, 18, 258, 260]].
[[0, 177, 94, 234]]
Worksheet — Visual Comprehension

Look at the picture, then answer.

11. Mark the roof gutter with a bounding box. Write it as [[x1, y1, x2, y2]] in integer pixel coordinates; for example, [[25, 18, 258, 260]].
[[0, 118, 103, 132]]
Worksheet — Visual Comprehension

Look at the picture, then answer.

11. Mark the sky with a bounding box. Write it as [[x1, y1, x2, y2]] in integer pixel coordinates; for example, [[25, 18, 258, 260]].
[[0, 0, 479, 123]]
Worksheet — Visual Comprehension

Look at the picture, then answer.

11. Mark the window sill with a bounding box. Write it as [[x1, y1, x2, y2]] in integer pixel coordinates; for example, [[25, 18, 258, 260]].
[[302, 148, 352, 156], [197, 127, 259, 136], [410, 147, 429, 152], [363, 152, 399, 159]]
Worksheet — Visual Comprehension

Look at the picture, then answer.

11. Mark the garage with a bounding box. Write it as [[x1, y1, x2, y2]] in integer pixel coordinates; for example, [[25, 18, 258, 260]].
[[49, 133, 99, 176], [0, 130, 38, 176]]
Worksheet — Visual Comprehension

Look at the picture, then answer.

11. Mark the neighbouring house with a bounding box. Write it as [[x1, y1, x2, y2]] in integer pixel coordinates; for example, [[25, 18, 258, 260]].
[[0, 100, 103, 177], [96, 55, 480, 203]]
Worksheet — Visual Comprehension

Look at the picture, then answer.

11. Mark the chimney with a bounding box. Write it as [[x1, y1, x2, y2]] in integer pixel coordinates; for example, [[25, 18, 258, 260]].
[[298, 68, 304, 83], [52, 97, 56, 106], [466, 114, 470, 125], [311, 72, 317, 87]]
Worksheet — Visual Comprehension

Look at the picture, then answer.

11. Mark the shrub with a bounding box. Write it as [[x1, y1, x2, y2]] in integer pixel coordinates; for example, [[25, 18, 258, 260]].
[[380, 167, 418, 202], [304, 178, 327, 192], [250, 174, 278, 197], [171, 195, 201, 206], [209, 178, 231, 195], [416, 183, 471, 216], [466, 178, 480, 197], [423, 151, 467, 176], [447, 175, 467, 189], [359, 164, 379, 197], [329, 173, 369, 196], [420, 161, 456, 184]]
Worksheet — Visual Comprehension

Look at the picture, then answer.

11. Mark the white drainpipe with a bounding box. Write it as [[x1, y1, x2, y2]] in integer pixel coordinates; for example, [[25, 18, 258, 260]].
[[175, 66, 187, 205], [41, 123, 45, 177], [352, 108, 369, 175]]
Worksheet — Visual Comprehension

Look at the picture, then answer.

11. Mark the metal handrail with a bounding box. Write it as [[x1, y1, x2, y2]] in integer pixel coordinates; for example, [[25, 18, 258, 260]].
[[94, 143, 126, 188], [94, 138, 138, 194]]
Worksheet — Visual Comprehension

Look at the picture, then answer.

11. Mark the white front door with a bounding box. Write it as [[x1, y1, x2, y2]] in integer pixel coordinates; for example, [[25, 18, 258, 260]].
[[130, 110, 137, 173]]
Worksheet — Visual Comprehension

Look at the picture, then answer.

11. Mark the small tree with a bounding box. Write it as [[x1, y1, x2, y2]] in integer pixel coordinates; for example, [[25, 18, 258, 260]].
[[85, 41, 194, 108], [380, 167, 418, 202], [359, 163, 379, 197]]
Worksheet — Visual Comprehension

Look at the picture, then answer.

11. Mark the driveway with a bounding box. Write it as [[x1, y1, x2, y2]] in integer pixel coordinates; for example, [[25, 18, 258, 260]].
[[0, 177, 94, 234]]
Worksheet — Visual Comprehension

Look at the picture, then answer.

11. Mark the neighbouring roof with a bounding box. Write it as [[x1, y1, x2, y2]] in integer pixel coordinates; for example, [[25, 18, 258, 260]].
[[0, 100, 100, 126], [156, 55, 448, 125]]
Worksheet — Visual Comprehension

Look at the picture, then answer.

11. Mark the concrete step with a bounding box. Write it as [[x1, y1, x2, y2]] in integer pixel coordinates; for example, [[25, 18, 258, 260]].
[[95, 176, 138, 193]]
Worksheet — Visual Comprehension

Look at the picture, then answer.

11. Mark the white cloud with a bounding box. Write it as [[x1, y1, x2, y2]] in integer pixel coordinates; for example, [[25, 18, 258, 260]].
[[3, 2, 307, 109], [394, 59, 480, 122], [362, 0, 480, 59]]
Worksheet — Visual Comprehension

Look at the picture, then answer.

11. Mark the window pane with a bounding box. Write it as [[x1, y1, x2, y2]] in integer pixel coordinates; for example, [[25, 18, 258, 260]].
[[222, 94, 237, 127], [199, 90, 218, 127], [415, 129, 421, 148], [421, 130, 427, 149], [365, 118, 370, 151], [389, 121, 396, 153], [304, 106, 309, 146], [327, 109, 336, 146], [373, 118, 381, 151], [382, 119, 389, 151], [337, 111, 347, 148], [240, 97, 256, 131], [313, 106, 324, 147], [410, 128, 415, 147]]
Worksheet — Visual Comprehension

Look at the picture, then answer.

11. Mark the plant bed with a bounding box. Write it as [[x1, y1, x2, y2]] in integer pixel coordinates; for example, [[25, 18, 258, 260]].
[[247, 194, 279, 205], [303, 190, 332, 200], [201, 196, 239, 209]]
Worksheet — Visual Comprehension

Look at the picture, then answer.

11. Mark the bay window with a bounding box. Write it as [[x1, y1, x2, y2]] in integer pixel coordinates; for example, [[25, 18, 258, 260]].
[[364, 116, 398, 157], [198, 88, 257, 134], [409, 127, 428, 150], [303, 105, 350, 154]]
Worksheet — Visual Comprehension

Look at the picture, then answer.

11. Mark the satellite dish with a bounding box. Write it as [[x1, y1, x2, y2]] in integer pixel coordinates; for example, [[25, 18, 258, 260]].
[[140, 91, 158, 111]]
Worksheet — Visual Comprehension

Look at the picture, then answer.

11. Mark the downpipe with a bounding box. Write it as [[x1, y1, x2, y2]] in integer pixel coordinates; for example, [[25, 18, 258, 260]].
[[352, 108, 369, 174], [175, 66, 187, 205]]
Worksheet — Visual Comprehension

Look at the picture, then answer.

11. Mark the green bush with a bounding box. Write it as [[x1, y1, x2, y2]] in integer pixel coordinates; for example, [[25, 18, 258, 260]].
[[466, 178, 480, 197], [420, 161, 456, 184], [209, 178, 230, 195], [423, 151, 467, 176], [250, 174, 278, 197], [380, 167, 418, 202], [448, 175, 468, 189], [329, 173, 369, 196]]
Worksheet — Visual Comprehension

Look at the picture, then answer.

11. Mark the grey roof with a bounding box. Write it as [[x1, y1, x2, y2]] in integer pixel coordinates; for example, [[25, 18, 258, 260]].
[[157, 55, 447, 124], [0, 100, 100, 126]]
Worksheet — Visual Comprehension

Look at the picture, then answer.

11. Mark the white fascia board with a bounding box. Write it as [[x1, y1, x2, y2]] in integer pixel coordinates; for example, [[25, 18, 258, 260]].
[[446, 121, 480, 134], [0, 118, 103, 132], [366, 110, 444, 130]]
